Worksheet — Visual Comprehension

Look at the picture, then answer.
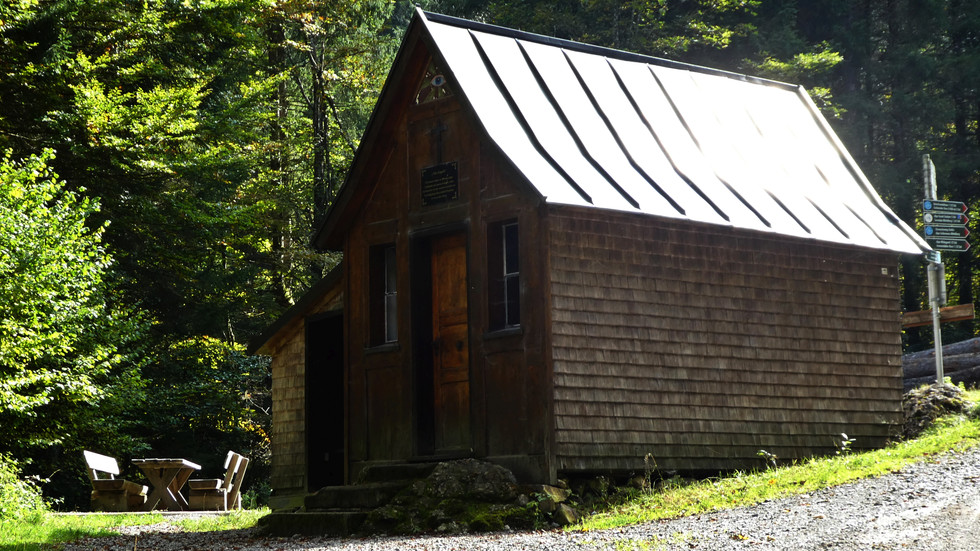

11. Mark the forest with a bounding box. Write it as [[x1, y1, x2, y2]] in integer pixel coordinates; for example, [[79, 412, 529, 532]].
[[1, 0, 978, 509]]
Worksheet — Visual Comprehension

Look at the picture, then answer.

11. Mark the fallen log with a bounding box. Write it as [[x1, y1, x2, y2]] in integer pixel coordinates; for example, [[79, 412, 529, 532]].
[[903, 336, 980, 363], [903, 352, 980, 379], [904, 364, 980, 391]]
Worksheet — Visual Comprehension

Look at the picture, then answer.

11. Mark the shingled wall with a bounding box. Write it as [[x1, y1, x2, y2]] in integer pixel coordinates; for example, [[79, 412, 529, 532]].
[[548, 206, 905, 473], [267, 285, 343, 508]]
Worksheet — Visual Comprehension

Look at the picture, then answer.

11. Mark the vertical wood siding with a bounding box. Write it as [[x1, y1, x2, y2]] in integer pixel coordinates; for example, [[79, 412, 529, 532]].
[[340, 45, 553, 481], [548, 207, 905, 473]]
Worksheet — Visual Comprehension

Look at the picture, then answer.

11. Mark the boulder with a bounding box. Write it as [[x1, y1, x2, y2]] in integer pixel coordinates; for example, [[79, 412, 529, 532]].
[[424, 458, 518, 502]]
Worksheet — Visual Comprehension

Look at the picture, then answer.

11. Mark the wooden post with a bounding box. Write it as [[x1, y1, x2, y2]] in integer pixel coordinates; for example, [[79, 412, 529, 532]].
[[923, 154, 945, 385]]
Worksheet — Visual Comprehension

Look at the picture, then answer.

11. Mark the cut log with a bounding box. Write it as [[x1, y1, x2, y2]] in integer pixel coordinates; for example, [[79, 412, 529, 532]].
[[904, 364, 980, 391], [903, 337, 980, 363], [903, 352, 980, 379]]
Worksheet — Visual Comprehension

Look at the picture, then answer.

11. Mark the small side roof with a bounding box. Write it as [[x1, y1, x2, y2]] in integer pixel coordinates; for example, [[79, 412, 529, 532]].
[[247, 264, 343, 356], [314, 10, 928, 255]]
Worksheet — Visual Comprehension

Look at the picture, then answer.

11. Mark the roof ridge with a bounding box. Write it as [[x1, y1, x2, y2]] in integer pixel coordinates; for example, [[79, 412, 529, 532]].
[[421, 10, 797, 91]]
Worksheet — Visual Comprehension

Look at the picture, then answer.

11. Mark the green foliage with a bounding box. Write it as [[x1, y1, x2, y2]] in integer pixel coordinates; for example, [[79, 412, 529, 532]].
[[479, 0, 760, 61], [0, 454, 47, 522], [0, 149, 107, 412], [139, 337, 271, 501], [2, 509, 267, 549], [0, 149, 138, 450]]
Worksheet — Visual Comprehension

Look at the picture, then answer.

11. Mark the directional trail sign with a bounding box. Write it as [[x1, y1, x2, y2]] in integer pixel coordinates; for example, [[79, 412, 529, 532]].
[[923, 200, 968, 214], [922, 198, 970, 252], [925, 225, 970, 238], [926, 237, 971, 252], [923, 212, 969, 225]]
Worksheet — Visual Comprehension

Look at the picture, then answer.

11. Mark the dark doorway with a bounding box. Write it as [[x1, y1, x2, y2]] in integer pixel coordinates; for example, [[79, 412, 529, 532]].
[[306, 313, 344, 490]]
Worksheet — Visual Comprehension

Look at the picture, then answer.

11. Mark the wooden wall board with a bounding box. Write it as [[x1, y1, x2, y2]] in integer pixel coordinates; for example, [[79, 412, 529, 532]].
[[547, 207, 904, 473]]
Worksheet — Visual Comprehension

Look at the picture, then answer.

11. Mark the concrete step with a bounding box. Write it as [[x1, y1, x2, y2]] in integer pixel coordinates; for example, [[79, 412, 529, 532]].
[[260, 511, 368, 537], [305, 481, 407, 510]]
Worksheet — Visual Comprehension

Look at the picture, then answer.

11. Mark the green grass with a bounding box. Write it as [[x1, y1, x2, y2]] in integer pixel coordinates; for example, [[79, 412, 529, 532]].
[[0, 509, 269, 550], [575, 389, 980, 532]]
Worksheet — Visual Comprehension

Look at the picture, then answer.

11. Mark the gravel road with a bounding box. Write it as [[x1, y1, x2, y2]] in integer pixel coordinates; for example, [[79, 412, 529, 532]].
[[63, 446, 980, 551]]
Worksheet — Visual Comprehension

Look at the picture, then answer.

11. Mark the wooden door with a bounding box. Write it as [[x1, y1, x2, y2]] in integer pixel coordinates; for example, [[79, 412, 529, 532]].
[[430, 233, 471, 452]]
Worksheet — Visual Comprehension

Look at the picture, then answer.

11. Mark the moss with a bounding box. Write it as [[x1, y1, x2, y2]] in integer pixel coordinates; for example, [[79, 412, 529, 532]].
[[463, 502, 541, 532]]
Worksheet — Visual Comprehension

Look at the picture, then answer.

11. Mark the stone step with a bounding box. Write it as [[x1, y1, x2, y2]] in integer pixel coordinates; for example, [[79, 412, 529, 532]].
[[259, 511, 368, 537], [356, 462, 439, 484], [305, 481, 407, 510]]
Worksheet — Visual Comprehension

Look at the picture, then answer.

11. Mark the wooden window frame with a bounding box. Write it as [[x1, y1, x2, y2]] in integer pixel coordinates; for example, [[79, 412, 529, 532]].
[[488, 220, 520, 331], [369, 244, 398, 345]]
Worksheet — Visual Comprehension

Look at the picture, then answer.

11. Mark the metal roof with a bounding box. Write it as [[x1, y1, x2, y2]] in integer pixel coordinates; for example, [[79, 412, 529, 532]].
[[420, 11, 928, 254]]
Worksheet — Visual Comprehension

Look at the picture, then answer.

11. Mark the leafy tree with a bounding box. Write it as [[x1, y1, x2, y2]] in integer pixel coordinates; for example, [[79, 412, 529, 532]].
[[0, 148, 143, 458]]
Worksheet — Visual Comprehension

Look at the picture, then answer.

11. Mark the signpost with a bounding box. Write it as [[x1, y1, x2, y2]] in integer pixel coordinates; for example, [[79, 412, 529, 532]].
[[922, 198, 970, 252], [920, 154, 972, 386], [925, 237, 971, 252]]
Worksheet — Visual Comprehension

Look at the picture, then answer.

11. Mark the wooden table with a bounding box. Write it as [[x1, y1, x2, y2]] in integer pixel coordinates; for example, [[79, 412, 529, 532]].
[[131, 458, 202, 511]]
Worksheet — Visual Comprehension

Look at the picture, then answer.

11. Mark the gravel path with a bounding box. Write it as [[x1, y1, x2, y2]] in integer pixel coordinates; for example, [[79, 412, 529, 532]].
[[63, 446, 980, 551]]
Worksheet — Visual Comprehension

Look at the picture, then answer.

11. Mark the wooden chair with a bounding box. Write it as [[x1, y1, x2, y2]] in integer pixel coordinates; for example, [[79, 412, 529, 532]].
[[83, 450, 148, 512], [188, 451, 249, 510]]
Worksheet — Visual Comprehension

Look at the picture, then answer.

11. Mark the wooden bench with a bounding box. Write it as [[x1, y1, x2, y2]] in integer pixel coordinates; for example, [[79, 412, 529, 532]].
[[188, 451, 249, 510], [83, 450, 148, 512]]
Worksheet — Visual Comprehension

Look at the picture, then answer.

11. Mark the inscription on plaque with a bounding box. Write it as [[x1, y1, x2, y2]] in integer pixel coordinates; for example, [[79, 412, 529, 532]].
[[421, 162, 458, 206]]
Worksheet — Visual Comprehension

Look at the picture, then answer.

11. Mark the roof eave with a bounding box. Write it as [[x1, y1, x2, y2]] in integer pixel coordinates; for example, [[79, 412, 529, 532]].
[[247, 263, 344, 356]]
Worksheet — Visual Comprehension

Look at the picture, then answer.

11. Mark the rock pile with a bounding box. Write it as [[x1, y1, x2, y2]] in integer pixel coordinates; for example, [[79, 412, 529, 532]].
[[361, 458, 578, 534], [902, 383, 973, 439]]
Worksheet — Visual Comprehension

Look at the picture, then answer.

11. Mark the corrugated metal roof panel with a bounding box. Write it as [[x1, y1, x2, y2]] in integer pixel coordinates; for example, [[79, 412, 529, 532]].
[[424, 22, 590, 207], [473, 31, 638, 211], [421, 12, 928, 255], [520, 41, 680, 217], [563, 50, 724, 224], [609, 58, 770, 231]]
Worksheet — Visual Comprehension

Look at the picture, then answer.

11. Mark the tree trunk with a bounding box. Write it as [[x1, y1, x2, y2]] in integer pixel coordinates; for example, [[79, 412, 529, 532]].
[[267, 17, 291, 308]]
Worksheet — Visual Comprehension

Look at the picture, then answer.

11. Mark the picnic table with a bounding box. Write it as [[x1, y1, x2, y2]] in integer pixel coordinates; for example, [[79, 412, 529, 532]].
[[131, 458, 202, 511]]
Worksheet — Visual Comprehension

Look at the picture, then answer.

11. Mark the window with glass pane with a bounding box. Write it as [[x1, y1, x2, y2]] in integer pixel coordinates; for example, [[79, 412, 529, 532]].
[[383, 245, 397, 343], [488, 220, 519, 330], [370, 244, 397, 345], [502, 223, 520, 327]]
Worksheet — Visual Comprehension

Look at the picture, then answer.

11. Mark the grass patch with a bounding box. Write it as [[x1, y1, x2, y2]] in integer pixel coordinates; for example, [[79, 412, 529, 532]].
[[1, 513, 165, 550], [0, 509, 269, 550], [172, 508, 269, 532], [575, 390, 980, 532]]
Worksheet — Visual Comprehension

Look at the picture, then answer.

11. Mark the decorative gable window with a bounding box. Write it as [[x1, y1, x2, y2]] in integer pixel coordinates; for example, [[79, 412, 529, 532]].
[[415, 59, 453, 104], [488, 220, 519, 330], [370, 244, 398, 344]]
